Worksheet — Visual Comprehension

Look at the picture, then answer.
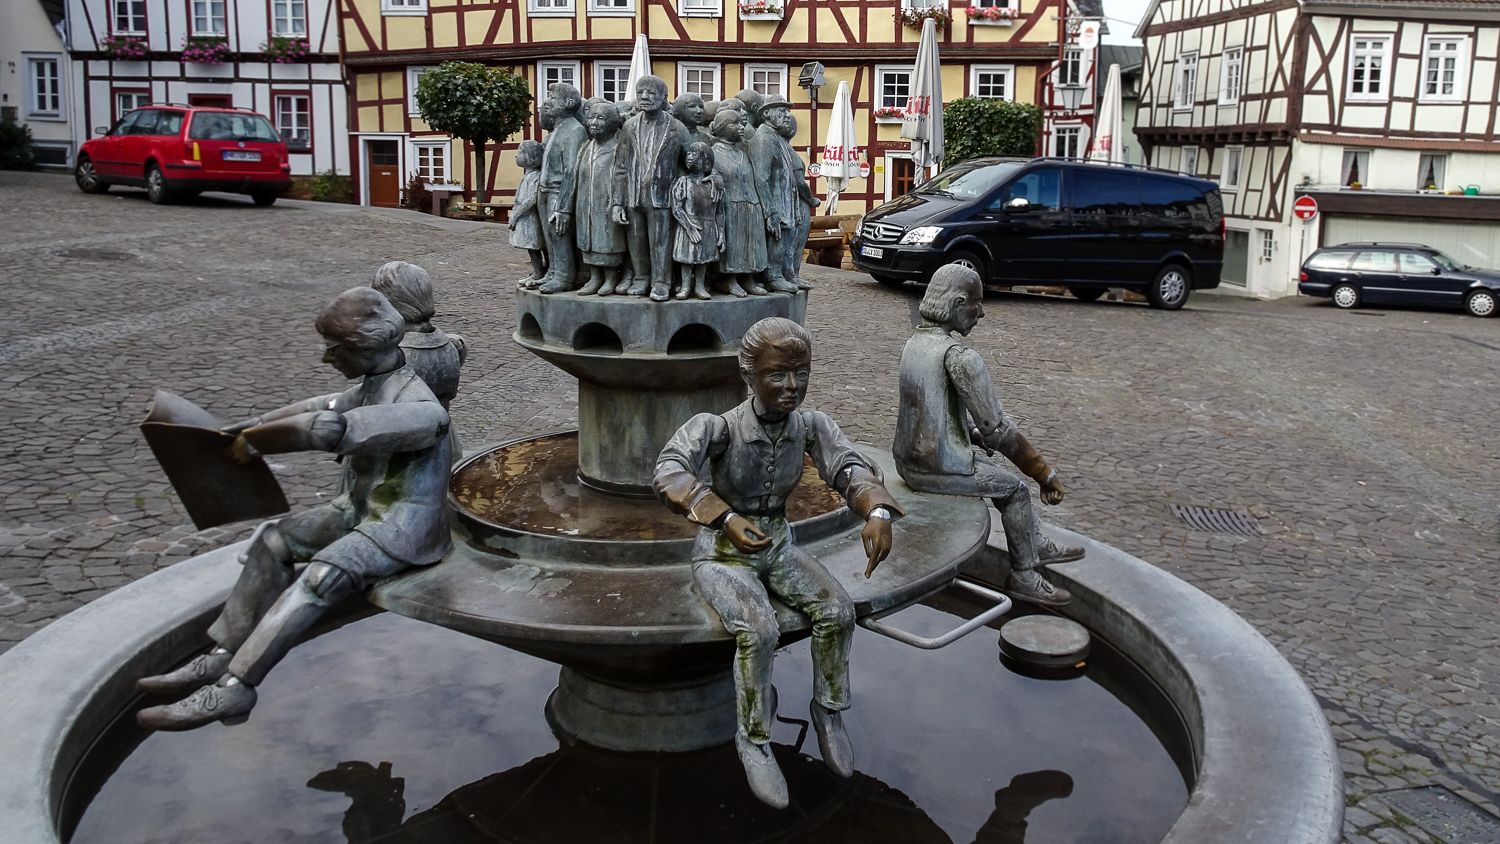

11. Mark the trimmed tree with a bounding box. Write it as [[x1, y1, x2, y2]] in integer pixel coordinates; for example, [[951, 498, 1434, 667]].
[[415, 62, 532, 202], [942, 97, 1042, 167]]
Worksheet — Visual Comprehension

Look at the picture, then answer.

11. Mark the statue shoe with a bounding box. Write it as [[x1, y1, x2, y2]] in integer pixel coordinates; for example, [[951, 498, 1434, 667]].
[[1037, 535, 1086, 566], [650, 282, 671, 302], [138, 648, 234, 695], [575, 277, 604, 296], [734, 733, 789, 809], [794, 276, 814, 290], [742, 278, 770, 296], [537, 277, 577, 295], [1005, 569, 1072, 607], [725, 279, 749, 298], [768, 276, 800, 294], [810, 702, 854, 778], [625, 278, 650, 297], [694, 283, 712, 300], [137, 678, 257, 731]]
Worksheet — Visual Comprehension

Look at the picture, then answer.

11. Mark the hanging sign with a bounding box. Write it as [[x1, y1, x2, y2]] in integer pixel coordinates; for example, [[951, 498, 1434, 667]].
[[860, 161, 872, 178], [1077, 21, 1100, 50]]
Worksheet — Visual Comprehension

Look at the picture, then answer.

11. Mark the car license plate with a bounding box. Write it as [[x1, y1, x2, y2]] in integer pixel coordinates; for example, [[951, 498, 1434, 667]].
[[861, 246, 884, 259], [222, 150, 261, 162]]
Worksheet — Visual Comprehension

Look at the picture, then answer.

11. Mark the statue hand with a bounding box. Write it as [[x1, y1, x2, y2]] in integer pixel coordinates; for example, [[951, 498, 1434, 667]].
[[228, 434, 260, 464], [550, 211, 571, 235], [861, 516, 893, 578], [1039, 475, 1066, 506], [811, 197, 823, 209], [687, 225, 702, 244], [611, 205, 628, 225], [724, 515, 773, 554]]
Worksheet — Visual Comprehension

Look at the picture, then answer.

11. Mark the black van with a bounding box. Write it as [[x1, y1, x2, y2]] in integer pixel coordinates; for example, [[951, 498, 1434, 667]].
[[850, 157, 1225, 310]]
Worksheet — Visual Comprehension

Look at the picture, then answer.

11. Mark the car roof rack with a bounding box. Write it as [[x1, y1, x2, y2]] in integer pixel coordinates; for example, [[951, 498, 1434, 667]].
[[136, 102, 260, 113], [1028, 156, 1210, 179], [1330, 242, 1431, 249]]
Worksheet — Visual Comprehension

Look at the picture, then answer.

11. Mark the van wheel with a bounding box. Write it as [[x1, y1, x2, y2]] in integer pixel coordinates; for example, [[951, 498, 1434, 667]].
[[1147, 264, 1191, 310], [145, 165, 174, 205], [942, 250, 987, 282], [75, 157, 109, 194], [1331, 283, 1360, 310], [1070, 287, 1105, 302], [251, 191, 278, 207], [872, 274, 905, 288]]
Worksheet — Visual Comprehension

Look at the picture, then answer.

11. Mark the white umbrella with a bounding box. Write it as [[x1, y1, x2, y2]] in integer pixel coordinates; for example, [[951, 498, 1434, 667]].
[[1088, 63, 1124, 164], [820, 81, 858, 213], [901, 17, 944, 174], [626, 34, 652, 98]]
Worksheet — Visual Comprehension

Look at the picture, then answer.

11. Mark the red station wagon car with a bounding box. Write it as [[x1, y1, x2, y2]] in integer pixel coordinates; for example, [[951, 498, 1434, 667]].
[[75, 105, 291, 206]]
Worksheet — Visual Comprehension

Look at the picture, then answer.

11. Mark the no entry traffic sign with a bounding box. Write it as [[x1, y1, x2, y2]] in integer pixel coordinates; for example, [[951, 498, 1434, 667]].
[[1293, 195, 1319, 220]]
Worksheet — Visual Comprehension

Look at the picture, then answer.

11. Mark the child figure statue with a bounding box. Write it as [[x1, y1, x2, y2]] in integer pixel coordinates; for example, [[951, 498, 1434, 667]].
[[708, 109, 770, 298], [654, 317, 906, 809], [574, 101, 628, 296], [669, 142, 724, 301], [508, 140, 547, 286]]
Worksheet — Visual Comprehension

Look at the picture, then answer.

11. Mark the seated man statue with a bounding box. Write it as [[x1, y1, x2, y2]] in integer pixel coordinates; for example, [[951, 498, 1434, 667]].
[[136, 287, 452, 730], [654, 317, 905, 809], [893, 265, 1082, 607]]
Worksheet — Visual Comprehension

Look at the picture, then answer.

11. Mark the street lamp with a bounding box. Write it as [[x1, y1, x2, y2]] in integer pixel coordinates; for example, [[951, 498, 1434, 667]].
[[798, 61, 827, 107], [1054, 83, 1086, 113]]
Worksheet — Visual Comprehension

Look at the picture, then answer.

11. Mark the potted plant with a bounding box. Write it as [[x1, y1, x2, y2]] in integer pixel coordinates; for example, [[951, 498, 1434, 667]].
[[261, 35, 309, 63], [101, 35, 151, 61], [737, 0, 784, 19], [965, 4, 1018, 24], [1349, 181, 1362, 190], [873, 106, 905, 122], [181, 36, 231, 64], [896, 6, 952, 28]]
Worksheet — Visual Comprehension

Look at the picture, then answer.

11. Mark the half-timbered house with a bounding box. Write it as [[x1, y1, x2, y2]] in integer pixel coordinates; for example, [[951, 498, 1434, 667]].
[[338, 0, 1099, 208], [1137, 0, 1500, 299], [3, 0, 75, 168], [63, 0, 349, 176]]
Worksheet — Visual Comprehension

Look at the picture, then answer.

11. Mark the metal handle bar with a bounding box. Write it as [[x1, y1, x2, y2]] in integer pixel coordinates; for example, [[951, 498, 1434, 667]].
[[857, 579, 1012, 650]]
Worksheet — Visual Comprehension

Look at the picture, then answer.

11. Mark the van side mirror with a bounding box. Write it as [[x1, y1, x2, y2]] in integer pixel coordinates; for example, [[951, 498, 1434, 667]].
[[1003, 197, 1031, 213]]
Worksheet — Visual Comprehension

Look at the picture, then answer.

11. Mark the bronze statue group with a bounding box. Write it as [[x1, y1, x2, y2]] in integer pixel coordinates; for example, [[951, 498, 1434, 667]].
[[135, 232, 1081, 811], [510, 75, 820, 302]]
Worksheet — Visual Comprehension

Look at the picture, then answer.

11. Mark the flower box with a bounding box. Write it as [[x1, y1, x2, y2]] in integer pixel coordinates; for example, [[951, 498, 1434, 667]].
[[895, 7, 952, 28], [181, 36, 231, 64], [965, 4, 1017, 23], [873, 107, 905, 123], [101, 35, 150, 61], [261, 35, 309, 63], [737, 1, 783, 18]]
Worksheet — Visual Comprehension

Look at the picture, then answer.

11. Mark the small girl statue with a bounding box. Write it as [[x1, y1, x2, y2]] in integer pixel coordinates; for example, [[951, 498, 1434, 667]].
[[508, 139, 547, 287], [709, 109, 769, 297], [670, 142, 724, 300]]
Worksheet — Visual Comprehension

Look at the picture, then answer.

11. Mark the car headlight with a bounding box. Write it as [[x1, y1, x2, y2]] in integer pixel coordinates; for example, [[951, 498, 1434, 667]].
[[899, 226, 944, 245]]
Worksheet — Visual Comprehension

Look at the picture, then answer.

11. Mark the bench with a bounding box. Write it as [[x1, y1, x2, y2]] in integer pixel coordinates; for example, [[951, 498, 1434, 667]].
[[805, 214, 859, 268]]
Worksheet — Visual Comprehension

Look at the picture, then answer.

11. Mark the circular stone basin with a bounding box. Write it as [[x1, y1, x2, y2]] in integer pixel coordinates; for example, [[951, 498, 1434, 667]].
[[65, 589, 1193, 844]]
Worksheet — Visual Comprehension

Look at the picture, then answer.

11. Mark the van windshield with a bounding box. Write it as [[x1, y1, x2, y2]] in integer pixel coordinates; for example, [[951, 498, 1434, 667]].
[[188, 112, 281, 142], [915, 161, 1022, 199]]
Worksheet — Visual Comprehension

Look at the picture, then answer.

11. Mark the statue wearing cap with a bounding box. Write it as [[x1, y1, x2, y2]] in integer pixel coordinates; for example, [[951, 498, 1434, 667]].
[[747, 95, 805, 294]]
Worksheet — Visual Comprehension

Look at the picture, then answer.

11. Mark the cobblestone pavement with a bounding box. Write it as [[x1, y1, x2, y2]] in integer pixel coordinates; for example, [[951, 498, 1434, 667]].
[[3, 170, 1499, 842]]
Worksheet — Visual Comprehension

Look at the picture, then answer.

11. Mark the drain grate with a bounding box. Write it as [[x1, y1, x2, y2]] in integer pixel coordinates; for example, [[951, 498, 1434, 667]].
[[1169, 504, 1263, 537], [52, 248, 136, 261], [1382, 786, 1500, 844]]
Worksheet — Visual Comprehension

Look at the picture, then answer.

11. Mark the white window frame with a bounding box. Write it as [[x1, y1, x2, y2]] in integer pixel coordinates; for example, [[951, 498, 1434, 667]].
[[382, 0, 427, 14], [678, 62, 722, 101], [875, 64, 915, 112], [273, 93, 311, 148], [537, 61, 582, 101], [1180, 146, 1199, 175], [191, 0, 226, 33], [1053, 125, 1081, 158], [527, 0, 573, 16], [114, 0, 147, 34], [408, 66, 436, 116], [970, 64, 1015, 100], [25, 55, 63, 120], [1174, 52, 1198, 110], [595, 61, 633, 102], [1259, 229, 1275, 262], [902, 0, 945, 8], [1347, 36, 1391, 102], [1417, 153, 1447, 191], [272, 0, 307, 34], [1222, 146, 1243, 192], [115, 90, 151, 121], [744, 63, 789, 99], [1058, 48, 1083, 87], [1218, 47, 1242, 105], [1420, 37, 1467, 102], [588, 0, 633, 15], [411, 139, 455, 185], [679, 0, 721, 16]]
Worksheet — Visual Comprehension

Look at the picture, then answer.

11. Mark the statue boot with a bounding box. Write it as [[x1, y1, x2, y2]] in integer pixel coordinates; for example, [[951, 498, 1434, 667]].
[[794, 276, 814, 290], [742, 275, 770, 296], [1036, 535, 1085, 566], [1005, 568, 1072, 607], [136, 676, 257, 731], [734, 733, 789, 809], [810, 701, 854, 777], [650, 281, 672, 302], [137, 647, 234, 695], [767, 275, 800, 294]]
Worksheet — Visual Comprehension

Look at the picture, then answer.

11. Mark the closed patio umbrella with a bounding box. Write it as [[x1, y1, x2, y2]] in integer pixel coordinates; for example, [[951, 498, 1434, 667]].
[[901, 17, 944, 174], [1088, 63, 1124, 164], [820, 80, 858, 213], [626, 35, 652, 97]]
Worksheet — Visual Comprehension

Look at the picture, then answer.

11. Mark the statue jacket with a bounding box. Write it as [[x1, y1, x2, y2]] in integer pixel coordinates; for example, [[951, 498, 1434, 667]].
[[539, 115, 588, 203], [748, 124, 795, 224], [301, 365, 453, 565], [893, 326, 1018, 479], [399, 326, 466, 409], [613, 111, 690, 209], [654, 398, 905, 529]]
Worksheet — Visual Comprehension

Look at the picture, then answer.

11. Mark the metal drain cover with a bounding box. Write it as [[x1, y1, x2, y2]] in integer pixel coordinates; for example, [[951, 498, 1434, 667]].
[[1382, 786, 1500, 844], [52, 248, 136, 261], [1170, 504, 1263, 536]]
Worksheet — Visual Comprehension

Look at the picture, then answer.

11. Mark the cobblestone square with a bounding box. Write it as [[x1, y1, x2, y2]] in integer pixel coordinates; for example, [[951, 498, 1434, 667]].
[[2, 170, 1497, 842]]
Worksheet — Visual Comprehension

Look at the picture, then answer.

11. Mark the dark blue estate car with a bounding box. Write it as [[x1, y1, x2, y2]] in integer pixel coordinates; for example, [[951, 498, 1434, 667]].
[[1299, 243, 1498, 317]]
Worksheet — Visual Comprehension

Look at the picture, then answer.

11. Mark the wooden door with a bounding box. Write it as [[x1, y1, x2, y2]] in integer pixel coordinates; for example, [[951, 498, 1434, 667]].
[[367, 140, 400, 208], [891, 158, 917, 198]]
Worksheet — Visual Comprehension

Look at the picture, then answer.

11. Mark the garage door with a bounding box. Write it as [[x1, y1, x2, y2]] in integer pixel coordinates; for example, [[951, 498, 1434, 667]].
[[1323, 216, 1500, 268]]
